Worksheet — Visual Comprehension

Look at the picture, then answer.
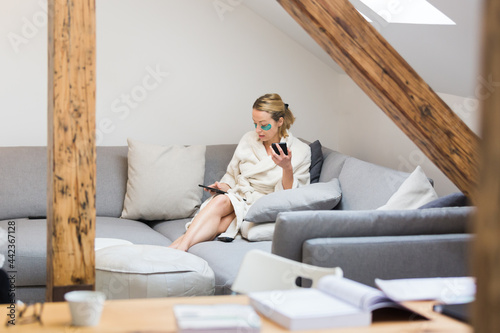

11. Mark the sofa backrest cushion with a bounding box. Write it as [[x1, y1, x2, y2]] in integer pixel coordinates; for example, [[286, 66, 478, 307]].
[[336, 157, 410, 210], [0, 145, 239, 219], [202, 144, 237, 202], [96, 146, 129, 217], [318, 148, 349, 183], [0, 146, 131, 219], [98, 145, 240, 216], [0, 147, 47, 220], [1, 143, 414, 219]]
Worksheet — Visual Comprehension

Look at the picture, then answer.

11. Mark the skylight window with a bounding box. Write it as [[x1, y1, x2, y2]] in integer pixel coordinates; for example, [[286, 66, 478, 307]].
[[359, 0, 456, 25]]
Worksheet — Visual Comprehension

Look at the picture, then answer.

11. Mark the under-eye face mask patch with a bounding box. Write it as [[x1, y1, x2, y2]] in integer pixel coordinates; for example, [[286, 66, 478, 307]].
[[255, 123, 272, 131]]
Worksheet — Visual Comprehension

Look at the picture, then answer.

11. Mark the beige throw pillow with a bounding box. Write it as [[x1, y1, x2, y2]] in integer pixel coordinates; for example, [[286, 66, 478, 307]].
[[121, 139, 206, 221]]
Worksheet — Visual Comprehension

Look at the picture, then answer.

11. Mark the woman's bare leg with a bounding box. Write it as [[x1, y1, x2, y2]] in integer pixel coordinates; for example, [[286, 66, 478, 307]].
[[169, 234, 185, 249], [169, 195, 235, 251], [217, 211, 236, 234]]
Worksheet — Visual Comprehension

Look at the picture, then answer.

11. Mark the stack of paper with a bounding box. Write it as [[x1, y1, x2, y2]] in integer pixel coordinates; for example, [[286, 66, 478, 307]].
[[173, 304, 261, 333], [249, 288, 371, 331], [375, 277, 476, 303]]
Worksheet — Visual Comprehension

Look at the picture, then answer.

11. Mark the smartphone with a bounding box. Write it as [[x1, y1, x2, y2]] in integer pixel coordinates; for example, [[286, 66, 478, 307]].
[[198, 184, 227, 195], [272, 142, 288, 155]]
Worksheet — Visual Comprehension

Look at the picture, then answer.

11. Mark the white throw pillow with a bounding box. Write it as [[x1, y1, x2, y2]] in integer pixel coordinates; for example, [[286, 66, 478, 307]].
[[121, 139, 206, 221], [377, 165, 438, 210], [240, 222, 275, 242]]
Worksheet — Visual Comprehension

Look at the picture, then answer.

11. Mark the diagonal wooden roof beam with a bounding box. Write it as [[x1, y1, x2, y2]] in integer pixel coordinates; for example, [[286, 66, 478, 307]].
[[278, 0, 480, 197]]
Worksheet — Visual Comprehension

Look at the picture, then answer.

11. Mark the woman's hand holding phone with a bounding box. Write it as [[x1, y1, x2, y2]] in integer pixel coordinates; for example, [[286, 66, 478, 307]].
[[199, 182, 230, 195], [213, 181, 230, 192], [271, 143, 292, 170]]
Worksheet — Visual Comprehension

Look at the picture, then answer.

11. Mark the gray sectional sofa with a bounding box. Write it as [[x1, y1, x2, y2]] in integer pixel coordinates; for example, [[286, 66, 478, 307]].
[[0, 142, 473, 303]]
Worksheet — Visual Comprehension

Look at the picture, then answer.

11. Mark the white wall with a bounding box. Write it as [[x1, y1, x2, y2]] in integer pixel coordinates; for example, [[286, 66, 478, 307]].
[[0, 0, 480, 196], [0, 0, 338, 147], [0, 0, 48, 146], [334, 74, 481, 196]]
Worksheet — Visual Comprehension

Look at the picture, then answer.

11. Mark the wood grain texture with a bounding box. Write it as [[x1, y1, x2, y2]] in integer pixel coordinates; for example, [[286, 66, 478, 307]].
[[47, 0, 96, 302], [0, 296, 471, 332], [277, 0, 480, 197], [472, 0, 500, 331]]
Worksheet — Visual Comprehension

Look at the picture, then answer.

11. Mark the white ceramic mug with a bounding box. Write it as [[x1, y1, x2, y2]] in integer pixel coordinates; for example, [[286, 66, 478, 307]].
[[64, 290, 106, 326]]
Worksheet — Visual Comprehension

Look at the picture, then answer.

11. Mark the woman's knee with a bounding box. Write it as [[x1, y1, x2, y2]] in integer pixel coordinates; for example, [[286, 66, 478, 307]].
[[208, 195, 232, 211]]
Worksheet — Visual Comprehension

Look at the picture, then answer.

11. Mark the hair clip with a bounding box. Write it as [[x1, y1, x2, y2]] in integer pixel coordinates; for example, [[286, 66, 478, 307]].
[[284, 103, 289, 109]]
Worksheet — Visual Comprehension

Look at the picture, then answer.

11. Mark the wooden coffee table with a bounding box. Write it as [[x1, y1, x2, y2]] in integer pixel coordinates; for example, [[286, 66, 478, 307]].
[[2, 295, 472, 332]]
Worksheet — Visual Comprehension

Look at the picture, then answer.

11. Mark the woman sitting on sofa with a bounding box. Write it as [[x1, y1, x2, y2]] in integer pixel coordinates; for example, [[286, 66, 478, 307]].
[[169, 93, 311, 251]]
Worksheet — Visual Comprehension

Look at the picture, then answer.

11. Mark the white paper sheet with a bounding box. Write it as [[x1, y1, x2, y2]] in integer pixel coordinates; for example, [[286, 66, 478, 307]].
[[375, 277, 476, 303]]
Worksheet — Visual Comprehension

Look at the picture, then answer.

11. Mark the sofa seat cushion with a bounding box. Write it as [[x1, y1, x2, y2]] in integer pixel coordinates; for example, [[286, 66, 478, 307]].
[[188, 239, 272, 295], [96, 245, 215, 299], [96, 217, 173, 246], [0, 219, 47, 287], [0, 217, 172, 288]]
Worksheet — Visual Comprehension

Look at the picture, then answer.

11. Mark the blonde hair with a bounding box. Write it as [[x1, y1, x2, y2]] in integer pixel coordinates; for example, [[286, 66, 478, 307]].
[[252, 93, 295, 138]]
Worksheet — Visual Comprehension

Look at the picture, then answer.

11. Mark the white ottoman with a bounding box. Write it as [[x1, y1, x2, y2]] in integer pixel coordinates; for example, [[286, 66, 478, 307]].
[[95, 244, 215, 299], [95, 238, 133, 250]]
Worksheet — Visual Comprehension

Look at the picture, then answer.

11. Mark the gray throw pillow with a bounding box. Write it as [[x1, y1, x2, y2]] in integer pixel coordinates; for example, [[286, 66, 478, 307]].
[[418, 192, 468, 209], [309, 140, 323, 184], [244, 178, 342, 223]]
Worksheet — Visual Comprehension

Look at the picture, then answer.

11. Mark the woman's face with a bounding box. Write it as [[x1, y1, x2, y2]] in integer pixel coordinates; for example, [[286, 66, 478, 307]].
[[252, 109, 283, 144]]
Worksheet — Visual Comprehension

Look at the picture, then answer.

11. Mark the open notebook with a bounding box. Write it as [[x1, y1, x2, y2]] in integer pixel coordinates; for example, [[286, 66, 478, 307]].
[[249, 275, 424, 331]]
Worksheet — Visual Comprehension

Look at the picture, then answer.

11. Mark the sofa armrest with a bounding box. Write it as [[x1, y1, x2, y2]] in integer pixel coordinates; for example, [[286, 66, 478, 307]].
[[302, 234, 473, 287], [271, 206, 474, 262]]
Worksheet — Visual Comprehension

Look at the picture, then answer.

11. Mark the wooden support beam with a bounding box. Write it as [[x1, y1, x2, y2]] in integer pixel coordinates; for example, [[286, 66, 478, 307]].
[[277, 0, 480, 197], [472, 0, 500, 330], [47, 0, 96, 302]]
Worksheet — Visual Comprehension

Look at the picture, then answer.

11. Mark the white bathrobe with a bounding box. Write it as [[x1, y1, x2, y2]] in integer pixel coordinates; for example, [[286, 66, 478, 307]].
[[188, 131, 311, 239]]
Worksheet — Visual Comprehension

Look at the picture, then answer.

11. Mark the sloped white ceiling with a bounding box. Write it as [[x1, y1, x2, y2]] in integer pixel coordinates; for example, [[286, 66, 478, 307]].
[[244, 0, 482, 97]]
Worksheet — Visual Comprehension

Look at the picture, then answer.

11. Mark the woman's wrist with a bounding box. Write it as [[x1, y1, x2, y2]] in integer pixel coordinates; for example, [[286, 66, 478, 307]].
[[281, 168, 294, 189]]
